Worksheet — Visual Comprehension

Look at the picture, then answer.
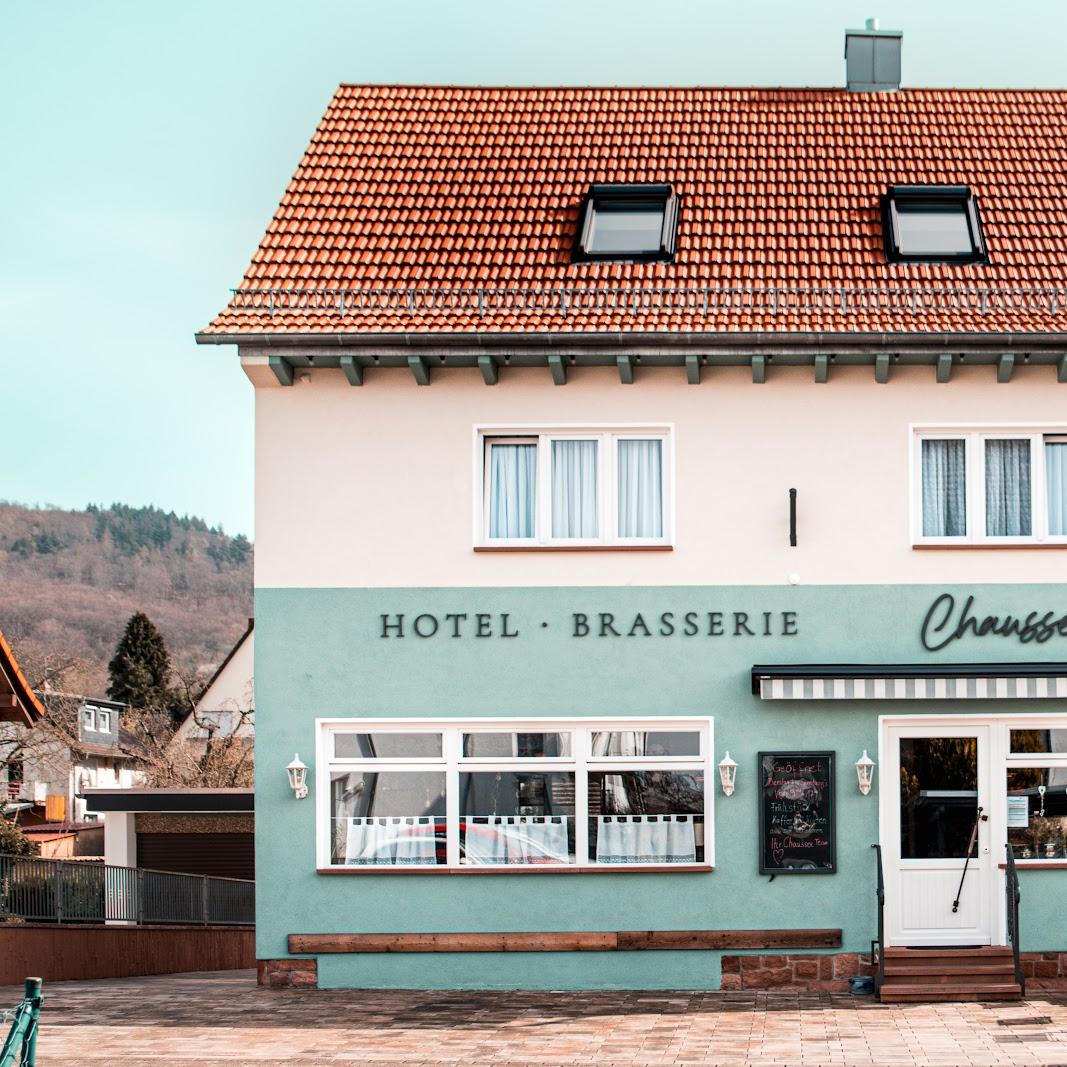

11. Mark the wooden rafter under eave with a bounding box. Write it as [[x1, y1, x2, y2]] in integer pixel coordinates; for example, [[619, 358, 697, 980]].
[[0, 627, 47, 726]]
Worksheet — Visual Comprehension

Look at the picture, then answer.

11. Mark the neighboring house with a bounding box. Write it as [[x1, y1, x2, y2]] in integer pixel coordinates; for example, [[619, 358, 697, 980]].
[[0, 626, 46, 814], [12, 696, 147, 828], [198, 24, 1067, 997], [172, 619, 254, 747]]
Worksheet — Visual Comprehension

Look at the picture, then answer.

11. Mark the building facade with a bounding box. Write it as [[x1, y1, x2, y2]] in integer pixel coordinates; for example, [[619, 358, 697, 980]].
[[199, 35, 1067, 994]]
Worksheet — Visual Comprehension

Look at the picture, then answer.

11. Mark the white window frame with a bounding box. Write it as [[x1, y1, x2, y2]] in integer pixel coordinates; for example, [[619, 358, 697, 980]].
[[911, 424, 1067, 546], [82, 708, 96, 732], [316, 716, 713, 872], [474, 424, 674, 548], [1003, 718, 1067, 866], [96, 710, 112, 733]]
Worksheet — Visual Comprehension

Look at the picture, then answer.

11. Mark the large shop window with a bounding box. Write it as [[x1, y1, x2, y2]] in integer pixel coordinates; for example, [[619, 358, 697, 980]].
[[1007, 726, 1067, 862], [320, 718, 711, 870], [915, 429, 1067, 544], [480, 428, 671, 548]]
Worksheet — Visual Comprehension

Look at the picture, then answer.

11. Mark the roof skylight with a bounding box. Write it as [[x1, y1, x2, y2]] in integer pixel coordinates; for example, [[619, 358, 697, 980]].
[[882, 185, 988, 264], [573, 183, 679, 263]]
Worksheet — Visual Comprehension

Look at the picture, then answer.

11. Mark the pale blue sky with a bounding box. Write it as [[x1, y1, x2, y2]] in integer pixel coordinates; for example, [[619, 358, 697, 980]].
[[3, 1, 1065, 537]]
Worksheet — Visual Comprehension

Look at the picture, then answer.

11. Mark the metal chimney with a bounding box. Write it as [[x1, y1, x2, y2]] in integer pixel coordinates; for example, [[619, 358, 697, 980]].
[[845, 18, 902, 92]]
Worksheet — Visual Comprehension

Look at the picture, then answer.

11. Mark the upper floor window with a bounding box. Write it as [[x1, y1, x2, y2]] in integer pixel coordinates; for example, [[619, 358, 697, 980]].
[[882, 186, 988, 264], [915, 428, 1067, 544], [96, 710, 112, 733], [479, 427, 671, 548], [573, 184, 679, 263]]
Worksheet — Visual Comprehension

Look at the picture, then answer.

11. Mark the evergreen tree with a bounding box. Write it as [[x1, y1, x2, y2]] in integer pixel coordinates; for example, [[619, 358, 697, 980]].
[[107, 612, 173, 710]]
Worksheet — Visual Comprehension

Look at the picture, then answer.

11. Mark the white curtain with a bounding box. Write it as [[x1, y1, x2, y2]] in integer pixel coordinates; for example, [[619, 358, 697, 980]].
[[617, 439, 663, 537], [464, 816, 569, 865], [921, 439, 966, 536], [986, 439, 1031, 536], [345, 817, 438, 866], [552, 440, 598, 537], [596, 816, 696, 864], [489, 442, 536, 538], [1047, 441, 1067, 536]]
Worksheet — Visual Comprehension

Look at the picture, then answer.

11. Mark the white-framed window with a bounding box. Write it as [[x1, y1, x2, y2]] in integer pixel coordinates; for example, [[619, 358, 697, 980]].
[[96, 710, 112, 733], [476, 426, 673, 547], [912, 426, 1067, 545], [82, 708, 97, 732], [317, 717, 713, 871], [1006, 722, 1067, 862]]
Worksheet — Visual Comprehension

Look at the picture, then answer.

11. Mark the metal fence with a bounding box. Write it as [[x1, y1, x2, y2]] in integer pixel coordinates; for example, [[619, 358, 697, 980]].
[[0, 854, 254, 926], [228, 284, 1067, 319]]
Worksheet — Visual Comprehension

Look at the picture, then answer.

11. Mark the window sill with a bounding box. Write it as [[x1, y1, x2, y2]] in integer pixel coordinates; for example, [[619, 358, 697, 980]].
[[998, 861, 1067, 870], [913, 543, 1067, 550], [474, 545, 674, 553], [317, 864, 712, 875]]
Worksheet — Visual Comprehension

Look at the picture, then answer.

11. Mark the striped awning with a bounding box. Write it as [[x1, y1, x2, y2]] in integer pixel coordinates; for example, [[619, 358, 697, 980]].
[[752, 664, 1067, 701]]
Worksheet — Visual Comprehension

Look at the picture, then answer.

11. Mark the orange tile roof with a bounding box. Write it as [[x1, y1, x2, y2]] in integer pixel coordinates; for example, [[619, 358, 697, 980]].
[[0, 627, 46, 726], [202, 85, 1067, 337]]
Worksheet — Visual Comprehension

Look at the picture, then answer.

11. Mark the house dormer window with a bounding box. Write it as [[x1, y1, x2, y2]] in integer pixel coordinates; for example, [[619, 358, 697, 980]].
[[882, 185, 988, 264], [572, 184, 679, 263]]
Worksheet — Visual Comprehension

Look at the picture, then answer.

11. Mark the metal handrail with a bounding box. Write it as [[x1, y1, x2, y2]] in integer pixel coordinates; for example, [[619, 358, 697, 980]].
[[0, 853, 254, 926], [870, 843, 885, 994], [226, 284, 1067, 319], [1005, 843, 1025, 994]]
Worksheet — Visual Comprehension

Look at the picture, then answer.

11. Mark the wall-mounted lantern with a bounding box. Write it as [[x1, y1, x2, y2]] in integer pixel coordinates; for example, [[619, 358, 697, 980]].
[[855, 750, 875, 796], [287, 754, 309, 800], [718, 751, 738, 797]]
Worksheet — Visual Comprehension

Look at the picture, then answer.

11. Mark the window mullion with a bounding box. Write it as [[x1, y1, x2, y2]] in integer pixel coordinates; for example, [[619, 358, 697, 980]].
[[574, 728, 590, 866], [1032, 433, 1048, 540], [538, 435, 551, 543], [604, 433, 614, 542], [445, 729, 461, 867], [970, 433, 983, 542]]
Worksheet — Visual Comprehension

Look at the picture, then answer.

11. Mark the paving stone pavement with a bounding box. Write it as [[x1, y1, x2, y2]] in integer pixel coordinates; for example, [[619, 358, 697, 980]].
[[5, 970, 1067, 1066]]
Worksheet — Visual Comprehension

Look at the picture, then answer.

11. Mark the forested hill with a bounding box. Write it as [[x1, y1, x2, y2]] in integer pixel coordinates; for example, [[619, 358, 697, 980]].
[[0, 502, 252, 692]]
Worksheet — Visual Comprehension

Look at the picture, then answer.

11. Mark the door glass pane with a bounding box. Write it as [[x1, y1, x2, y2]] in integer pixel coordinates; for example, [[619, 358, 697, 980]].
[[899, 737, 978, 859], [1010, 728, 1067, 755], [1007, 766, 1067, 859]]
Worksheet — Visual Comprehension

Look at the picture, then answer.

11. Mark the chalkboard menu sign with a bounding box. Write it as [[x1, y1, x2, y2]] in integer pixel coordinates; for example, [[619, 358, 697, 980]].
[[758, 751, 835, 875]]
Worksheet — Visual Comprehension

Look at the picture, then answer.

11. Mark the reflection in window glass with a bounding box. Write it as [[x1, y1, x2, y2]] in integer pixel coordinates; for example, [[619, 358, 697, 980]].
[[1007, 766, 1067, 859], [896, 202, 973, 256], [462, 732, 572, 758], [460, 771, 575, 865], [588, 770, 704, 864], [899, 737, 977, 859], [334, 733, 441, 759], [330, 770, 445, 866], [591, 731, 700, 758], [588, 201, 664, 254]]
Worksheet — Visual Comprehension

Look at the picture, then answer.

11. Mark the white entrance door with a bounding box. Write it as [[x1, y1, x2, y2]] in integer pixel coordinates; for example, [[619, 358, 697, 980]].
[[882, 723, 993, 947]]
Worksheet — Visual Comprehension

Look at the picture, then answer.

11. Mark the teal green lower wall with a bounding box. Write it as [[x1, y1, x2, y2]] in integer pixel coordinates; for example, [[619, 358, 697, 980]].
[[254, 582, 1067, 989]]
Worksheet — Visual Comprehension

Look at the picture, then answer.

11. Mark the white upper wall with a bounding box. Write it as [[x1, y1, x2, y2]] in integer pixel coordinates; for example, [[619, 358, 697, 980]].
[[249, 359, 1067, 589], [174, 629, 254, 742]]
